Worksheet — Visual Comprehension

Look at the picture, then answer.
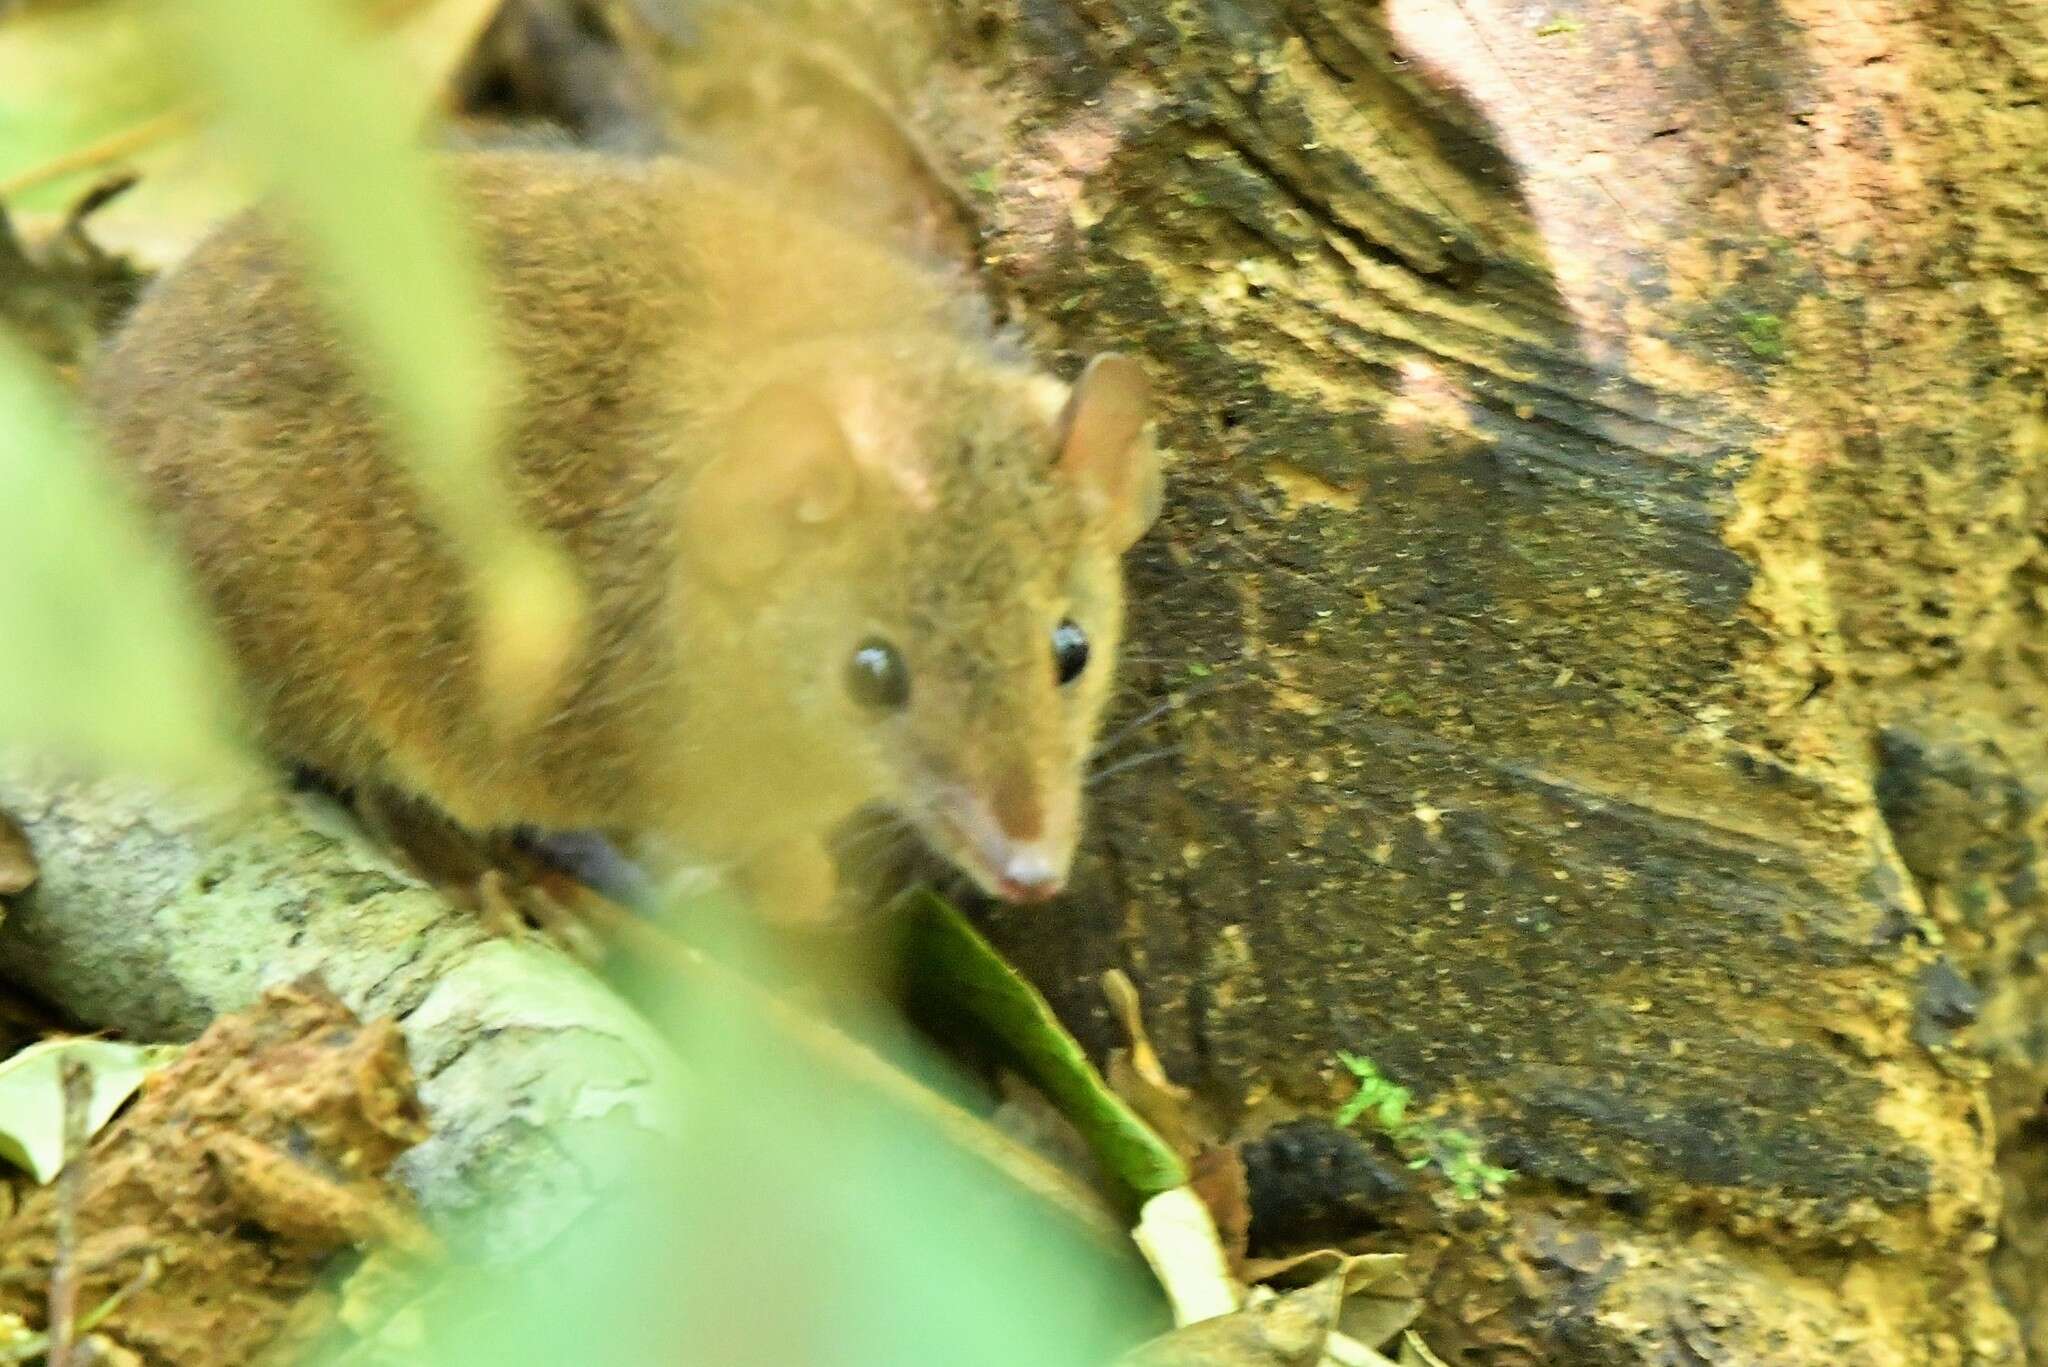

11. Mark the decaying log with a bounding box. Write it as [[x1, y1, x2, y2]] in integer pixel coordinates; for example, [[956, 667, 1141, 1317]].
[[0, 980, 425, 1364]]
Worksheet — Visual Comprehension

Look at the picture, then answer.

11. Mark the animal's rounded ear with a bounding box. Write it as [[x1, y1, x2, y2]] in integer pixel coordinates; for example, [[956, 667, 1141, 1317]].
[[684, 383, 858, 586], [1055, 353, 1160, 550]]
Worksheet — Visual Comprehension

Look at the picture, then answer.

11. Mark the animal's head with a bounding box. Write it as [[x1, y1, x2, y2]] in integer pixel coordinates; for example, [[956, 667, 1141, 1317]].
[[683, 344, 1159, 902]]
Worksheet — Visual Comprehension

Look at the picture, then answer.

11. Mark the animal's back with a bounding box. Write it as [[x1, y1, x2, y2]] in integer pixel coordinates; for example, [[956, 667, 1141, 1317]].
[[89, 150, 962, 832]]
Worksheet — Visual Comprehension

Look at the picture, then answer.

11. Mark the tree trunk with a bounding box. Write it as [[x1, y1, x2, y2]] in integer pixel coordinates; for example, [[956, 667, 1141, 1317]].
[[667, 1, 2048, 1360]]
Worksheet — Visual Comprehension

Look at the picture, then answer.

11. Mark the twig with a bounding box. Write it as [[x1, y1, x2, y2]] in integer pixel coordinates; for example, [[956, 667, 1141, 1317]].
[[0, 107, 198, 201], [72, 1254, 157, 1338], [0, 1255, 160, 1366], [0, 0, 463, 205], [44, 1058, 90, 1367]]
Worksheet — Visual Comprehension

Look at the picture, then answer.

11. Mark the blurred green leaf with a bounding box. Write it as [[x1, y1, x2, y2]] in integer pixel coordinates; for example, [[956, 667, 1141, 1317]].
[[164, 0, 503, 494], [0, 1036, 181, 1181], [3, 0, 574, 749], [156, 0, 586, 719], [0, 2, 183, 209], [900, 888, 1190, 1203], [0, 0, 500, 267], [0, 337, 241, 778], [322, 904, 1163, 1367]]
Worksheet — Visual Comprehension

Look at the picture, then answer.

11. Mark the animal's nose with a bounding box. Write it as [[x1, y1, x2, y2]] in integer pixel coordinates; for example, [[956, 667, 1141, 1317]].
[[995, 845, 1065, 903], [990, 766, 1045, 842]]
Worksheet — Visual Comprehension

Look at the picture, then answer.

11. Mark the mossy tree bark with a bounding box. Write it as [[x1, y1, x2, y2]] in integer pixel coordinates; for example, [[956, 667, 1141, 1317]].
[[668, 1, 2048, 1361]]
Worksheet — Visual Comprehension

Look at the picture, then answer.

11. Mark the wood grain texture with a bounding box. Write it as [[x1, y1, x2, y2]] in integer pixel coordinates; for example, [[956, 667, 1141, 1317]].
[[662, 0, 2048, 1357]]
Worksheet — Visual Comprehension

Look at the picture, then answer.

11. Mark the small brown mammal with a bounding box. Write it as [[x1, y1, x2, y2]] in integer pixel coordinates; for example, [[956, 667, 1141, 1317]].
[[90, 149, 1160, 917]]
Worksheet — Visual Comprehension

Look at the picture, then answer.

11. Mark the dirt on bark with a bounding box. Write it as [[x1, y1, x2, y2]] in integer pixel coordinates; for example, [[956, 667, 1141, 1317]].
[[0, 979, 427, 1365]]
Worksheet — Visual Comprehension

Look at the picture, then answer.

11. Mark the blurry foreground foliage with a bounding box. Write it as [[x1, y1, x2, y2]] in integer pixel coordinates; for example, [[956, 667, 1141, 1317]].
[[0, 0, 579, 770], [322, 909, 1157, 1366], [0, 1, 1168, 1362], [0, 337, 237, 781]]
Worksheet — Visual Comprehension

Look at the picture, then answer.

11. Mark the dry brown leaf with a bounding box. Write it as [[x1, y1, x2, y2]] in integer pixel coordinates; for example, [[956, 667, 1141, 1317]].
[[1104, 970, 1266, 1275], [1103, 969, 1207, 1160], [1189, 1143, 1253, 1274], [1116, 1277, 1342, 1367], [1257, 1252, 1420, 1357]]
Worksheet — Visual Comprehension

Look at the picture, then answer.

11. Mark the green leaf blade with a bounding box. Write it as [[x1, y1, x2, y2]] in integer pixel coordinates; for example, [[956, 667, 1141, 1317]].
[[899, 889, 1189, 1203]]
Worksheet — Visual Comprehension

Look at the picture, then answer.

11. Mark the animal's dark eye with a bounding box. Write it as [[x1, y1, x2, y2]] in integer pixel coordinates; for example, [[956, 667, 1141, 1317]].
[[847, 637, 910, 711], [1052, 618, 1090, 685]]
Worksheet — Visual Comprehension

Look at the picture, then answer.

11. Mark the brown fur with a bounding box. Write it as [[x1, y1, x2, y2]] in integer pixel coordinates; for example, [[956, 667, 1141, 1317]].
[[89, 149, 1157, 908]]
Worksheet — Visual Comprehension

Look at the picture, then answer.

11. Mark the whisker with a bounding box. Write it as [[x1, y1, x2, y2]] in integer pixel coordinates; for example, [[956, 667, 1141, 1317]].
[[1118, 657, 1254, 684], [1089, 672, 1255, 762], [839, 805, 917, 840], [1142, 659, 1255, 687], [1086, 745, 1181, 788], [1093, 697, 1179, 757], [833, 818, 918, 865]]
